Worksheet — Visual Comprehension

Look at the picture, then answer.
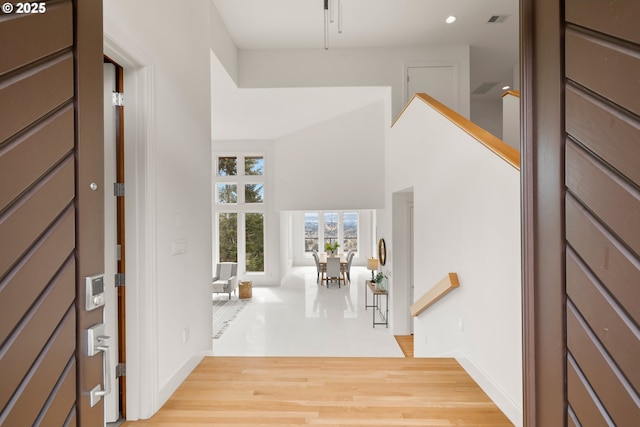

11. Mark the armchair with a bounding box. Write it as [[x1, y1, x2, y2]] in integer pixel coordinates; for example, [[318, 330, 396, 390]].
[[212, 262, 238, 299]]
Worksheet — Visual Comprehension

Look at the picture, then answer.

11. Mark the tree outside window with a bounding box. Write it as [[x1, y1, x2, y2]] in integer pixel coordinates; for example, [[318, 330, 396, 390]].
[[217, 183, 237, 204], [245, 156, 264, 175], [218, 156, 237, 176], [245, 213, 264, 272], [218, 213, 237, 262], [245, 183, 264, 203]]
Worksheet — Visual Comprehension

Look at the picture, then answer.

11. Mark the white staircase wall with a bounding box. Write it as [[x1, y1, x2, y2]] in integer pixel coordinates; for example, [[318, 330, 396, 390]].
[[385, 97, 522, 425]]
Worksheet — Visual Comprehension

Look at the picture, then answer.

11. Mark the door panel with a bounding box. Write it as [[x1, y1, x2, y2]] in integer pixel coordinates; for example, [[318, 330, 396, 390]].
[[564, 3, 640, 424], [566, 140, 640, 254], [0, 209, 75, 344], [0, 1, 104, 425], [567, 356, 610, 425], [0, 1, 72, 74], [566, 0, 640, 46], [0, 106, 74, 208], [566, 86, 640, 185], [566, 252, 639, 388], [523, 0, 640, 424], [566, 29, 640, 115], [565, 196, 639, 324], [0, 54, 74, 143]]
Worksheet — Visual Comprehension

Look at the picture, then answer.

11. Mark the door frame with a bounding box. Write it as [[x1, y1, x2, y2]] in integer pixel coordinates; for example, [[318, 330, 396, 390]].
[[521, 0, 566, 425], [103, 32, 160, 420]]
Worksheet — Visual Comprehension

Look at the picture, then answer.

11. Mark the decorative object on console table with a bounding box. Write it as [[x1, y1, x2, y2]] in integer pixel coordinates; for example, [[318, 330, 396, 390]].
[[367, 257, 378, 282], [375, 272, 387, 291]]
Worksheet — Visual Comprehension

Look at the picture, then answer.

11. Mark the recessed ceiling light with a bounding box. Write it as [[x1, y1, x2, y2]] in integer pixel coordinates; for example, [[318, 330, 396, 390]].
[[502, 85, 511, 91], [445, 16, 457, 24]]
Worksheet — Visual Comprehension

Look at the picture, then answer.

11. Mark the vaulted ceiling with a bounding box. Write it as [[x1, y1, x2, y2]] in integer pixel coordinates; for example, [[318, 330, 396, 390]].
[[211, 0, 519, 140]]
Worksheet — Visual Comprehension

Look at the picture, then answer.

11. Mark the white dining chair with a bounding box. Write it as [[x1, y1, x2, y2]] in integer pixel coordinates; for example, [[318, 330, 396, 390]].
[[325, 257, 343, 288]]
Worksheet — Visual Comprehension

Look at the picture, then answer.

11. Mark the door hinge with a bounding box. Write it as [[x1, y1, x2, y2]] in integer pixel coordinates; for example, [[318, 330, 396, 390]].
[[112, 92, 124, 107], [115, 272, 125, 287], [114, 182, 125, 197], [116, 363, 126, 377]]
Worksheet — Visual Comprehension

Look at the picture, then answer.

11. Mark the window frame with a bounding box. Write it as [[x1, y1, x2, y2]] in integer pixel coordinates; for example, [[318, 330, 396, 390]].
[[214, 153, 267, 276], [303, 211, 360, 256]]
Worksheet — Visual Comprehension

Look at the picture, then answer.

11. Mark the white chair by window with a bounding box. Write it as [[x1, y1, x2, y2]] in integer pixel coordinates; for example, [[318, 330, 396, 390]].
[[212, 262, 238, 299], [325, 257, 343, 288]]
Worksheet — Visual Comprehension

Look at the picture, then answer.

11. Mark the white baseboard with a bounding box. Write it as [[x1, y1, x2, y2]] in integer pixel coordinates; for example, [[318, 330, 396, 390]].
[[158, 353, 205, 408], [451, 352, 523, 427]]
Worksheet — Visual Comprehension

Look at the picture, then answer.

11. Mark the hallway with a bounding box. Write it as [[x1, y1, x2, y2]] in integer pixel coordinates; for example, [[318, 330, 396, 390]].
[[212, 267, 403, 358], [120, 267, 513, 426]]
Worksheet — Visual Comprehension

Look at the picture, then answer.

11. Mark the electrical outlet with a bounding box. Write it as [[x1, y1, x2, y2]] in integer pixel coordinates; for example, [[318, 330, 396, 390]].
[[425, 335, 428, 344], [182, 327, 189, 343], [458, 318, 464, 332]]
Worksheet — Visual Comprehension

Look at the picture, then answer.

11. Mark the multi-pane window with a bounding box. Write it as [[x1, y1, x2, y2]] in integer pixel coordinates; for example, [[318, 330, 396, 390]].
[[218, 213, 238, 262], [343, 212, 359, 251], [304, 211, 359, 254], [214, 154, 266, 273], [245, 156, 264, 175], [245, 184, 263, 203], [324, 212, 339, 249], [217, 183, 237, 204], [304, 212, 319, 252], [218, 156, 237, 176], [245, 213, 264, 272]]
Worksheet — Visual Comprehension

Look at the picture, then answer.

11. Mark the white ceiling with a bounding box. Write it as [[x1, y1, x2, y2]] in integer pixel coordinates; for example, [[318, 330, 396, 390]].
[[211, 0, 519, 140]]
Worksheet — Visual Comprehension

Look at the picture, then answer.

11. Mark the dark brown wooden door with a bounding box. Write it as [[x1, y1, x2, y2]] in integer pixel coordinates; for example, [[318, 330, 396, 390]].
[[523, 0, 640, 425], [0, 1, 104, 425]]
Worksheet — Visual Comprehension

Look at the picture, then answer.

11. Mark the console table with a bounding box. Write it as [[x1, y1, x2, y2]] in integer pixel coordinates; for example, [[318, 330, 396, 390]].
[[364, 281, 388, 328]]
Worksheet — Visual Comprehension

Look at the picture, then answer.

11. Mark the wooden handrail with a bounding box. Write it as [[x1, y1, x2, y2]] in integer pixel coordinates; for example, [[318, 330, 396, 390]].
[[410, 273, 460, 317], [501, 90, 520, 98], [392, 93, 520, 170]]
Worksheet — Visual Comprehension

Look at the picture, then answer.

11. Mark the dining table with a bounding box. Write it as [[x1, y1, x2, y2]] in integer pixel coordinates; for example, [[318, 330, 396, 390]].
[[317, 253, 348, 285]]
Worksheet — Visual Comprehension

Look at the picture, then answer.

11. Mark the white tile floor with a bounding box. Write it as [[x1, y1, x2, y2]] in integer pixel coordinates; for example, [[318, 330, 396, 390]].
[[212, 266, 404, 358]]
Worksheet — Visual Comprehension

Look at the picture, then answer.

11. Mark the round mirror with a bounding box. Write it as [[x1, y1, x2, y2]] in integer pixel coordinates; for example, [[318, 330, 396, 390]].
[[378, 238, 387, 266]]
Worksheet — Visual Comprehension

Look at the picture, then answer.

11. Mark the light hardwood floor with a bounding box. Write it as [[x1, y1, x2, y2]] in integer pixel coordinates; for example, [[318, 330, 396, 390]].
[[122, 356, 513, 426]]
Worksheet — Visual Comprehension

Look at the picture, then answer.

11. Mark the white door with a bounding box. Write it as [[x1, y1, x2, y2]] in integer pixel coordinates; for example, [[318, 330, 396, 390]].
[[103, 62, 120, 423], [406, 65, 458, 112]]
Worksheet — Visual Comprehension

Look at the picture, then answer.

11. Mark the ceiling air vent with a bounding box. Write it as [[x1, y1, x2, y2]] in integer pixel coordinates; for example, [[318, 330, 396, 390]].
[[472, 82, 499, 95], [487, 15, 509, 23]]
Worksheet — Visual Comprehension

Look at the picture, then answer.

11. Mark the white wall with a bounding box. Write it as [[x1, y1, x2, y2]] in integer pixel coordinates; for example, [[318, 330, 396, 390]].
[[273, 101, 386, 211], [104, 0, 213, 419], [471, 99, 503, 140], [238, 46, 471, 119], [384, 98, 522, 425], [502, 92, 521, 151], [209, 3, 238, 84], [212, 140, 281, 286]]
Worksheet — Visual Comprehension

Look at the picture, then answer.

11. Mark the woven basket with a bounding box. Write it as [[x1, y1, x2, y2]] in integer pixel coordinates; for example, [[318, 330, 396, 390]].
[[239, 281, 252, 299]]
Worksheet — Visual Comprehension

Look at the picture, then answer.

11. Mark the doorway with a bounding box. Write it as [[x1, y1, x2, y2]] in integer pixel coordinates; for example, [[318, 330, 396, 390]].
[[391, 189, 414, 335], [103, 57, 127, 422]]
